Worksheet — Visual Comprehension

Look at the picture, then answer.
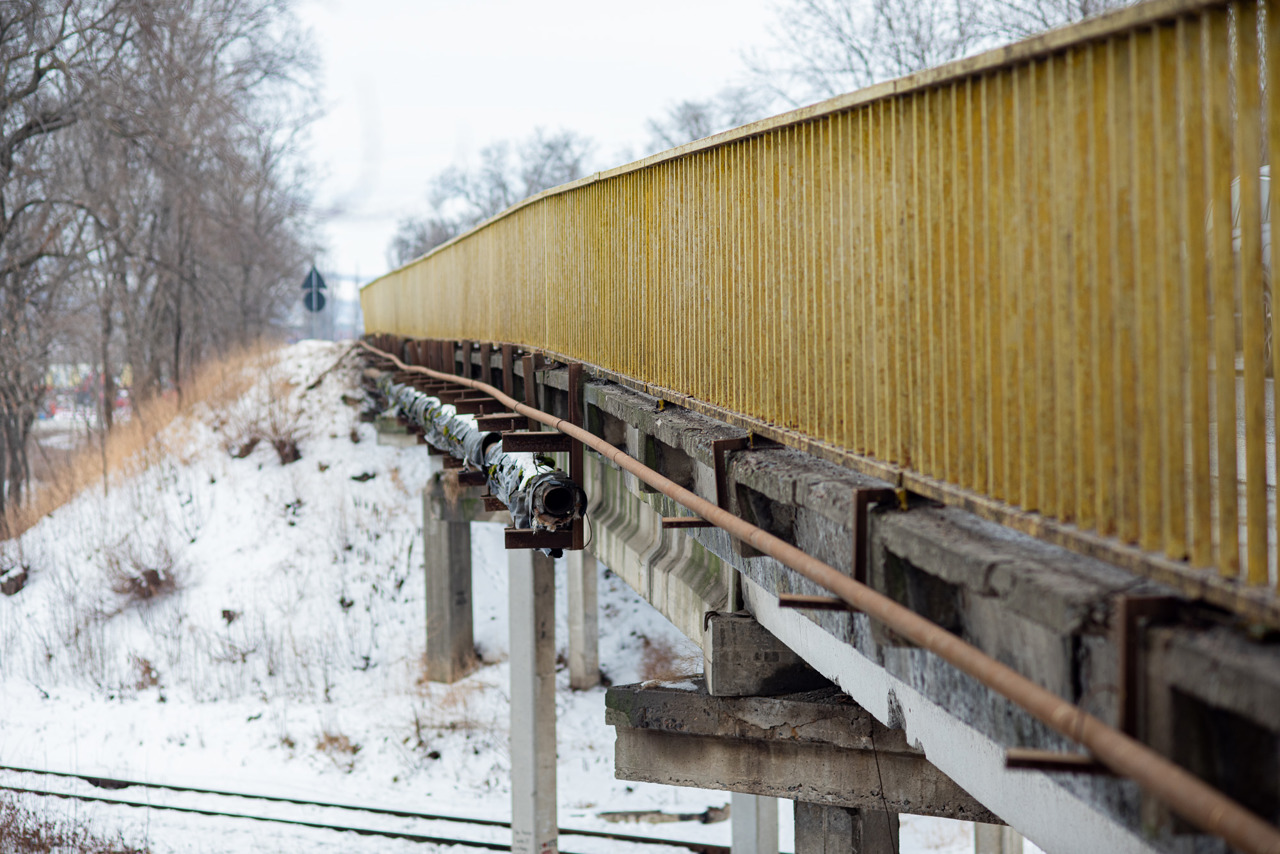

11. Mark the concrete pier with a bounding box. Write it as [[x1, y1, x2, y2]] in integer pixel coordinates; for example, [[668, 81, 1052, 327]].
[[731, 793, 778, 854], [567, 549, 599, 689], [422, 476, 475, 683], [795, 802, 899, 854]]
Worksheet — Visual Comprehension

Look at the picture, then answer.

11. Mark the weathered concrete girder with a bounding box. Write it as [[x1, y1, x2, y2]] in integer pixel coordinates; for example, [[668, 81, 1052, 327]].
[[516, 359, 1280, 854], [606, 680, 1000, 824]]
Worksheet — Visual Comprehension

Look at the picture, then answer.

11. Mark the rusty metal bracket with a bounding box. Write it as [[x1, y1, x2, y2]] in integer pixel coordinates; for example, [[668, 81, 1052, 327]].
[[712, 436, 751, 511], [501, 431, 573, 453], [457, 339, 471, 377], [482, 494, 508, 512], [441, 456, 463, 470], [475, 414, 523, 432], [522, 353, 538, 431], [567, 362, 585, 551], [1116, 594, 1180, 737], [1005, 748, 1113, 775], [853, 487, 898, 585], [504, 528, 573, 551], [479, 342, 493, 387], [452, 396, 502, 416], [501, 344, 515, 398], [455, 470, 487, 487], [661, 516, 713, 529], [777, 593, 859, 612]]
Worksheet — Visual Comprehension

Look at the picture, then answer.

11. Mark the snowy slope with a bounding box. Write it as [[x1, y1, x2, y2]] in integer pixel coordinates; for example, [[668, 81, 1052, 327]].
[[0, 341, 974, 853]]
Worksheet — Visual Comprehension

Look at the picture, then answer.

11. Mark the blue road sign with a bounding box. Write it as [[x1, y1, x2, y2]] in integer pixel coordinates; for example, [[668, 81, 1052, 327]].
[[302, 266, 327, 313]]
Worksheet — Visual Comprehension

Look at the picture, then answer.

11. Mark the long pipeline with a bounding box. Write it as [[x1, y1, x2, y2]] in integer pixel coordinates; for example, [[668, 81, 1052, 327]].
[[358, 341, 1280, 854]]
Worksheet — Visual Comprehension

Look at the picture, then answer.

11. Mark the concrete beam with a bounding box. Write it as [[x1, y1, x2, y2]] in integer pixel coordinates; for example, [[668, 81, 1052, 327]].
[[567, 549, 599, 690], [606, 680, 998, 823], [509, 548, 557, 854]]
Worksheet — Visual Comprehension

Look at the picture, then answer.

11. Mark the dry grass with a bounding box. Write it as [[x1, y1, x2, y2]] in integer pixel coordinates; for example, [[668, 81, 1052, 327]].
[[640, 635, 701, 682], [0, 794, 148, 853], [315, 730, 361, 772], [5, 343, 280, 539], [315, 731, 360, 755]]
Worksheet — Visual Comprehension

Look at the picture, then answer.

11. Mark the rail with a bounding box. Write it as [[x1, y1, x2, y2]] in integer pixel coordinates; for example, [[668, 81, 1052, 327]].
[[361, 0, 1280, 619], [0, 765, 728, 854]]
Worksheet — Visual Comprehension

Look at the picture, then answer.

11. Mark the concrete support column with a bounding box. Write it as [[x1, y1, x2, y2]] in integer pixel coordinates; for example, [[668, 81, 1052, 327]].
[[974, 823, 1023, 854], [731, 793, 778, 854], [509, 548, 558, 854], [567, 549, 599, 689], [422, 480, 475, 683], [795, 802, 899, 854]]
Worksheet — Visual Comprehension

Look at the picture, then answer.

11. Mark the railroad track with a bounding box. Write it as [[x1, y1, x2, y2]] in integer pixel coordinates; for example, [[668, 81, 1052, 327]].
[[0, 764, 728, 853]]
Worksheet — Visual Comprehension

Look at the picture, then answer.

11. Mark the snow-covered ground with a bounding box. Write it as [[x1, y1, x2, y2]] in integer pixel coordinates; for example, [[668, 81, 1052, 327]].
[[0, 341, 976, 853]]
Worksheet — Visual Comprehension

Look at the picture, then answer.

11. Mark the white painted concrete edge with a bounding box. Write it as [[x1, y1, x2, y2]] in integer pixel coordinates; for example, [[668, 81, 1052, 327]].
[[742, 575, 1161, 854]]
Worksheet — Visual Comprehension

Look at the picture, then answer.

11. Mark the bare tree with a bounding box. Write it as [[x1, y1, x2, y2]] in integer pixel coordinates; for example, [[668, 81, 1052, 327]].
[[746, 0, 1134, 106], [646, 86, 769, 152], [977, 0, 1135, 41], [0, 0, 318, 528], [389, 128, 594, 266], [0, 0, 131, 524]]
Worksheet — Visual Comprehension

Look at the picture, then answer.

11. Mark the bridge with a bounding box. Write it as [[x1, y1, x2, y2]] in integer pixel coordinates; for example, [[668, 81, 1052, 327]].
[[359, 1, 1280, 852]]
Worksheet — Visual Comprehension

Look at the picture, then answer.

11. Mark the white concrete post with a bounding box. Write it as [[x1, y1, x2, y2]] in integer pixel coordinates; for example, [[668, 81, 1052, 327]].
[[566, 549, 599, 689], [975, 823, 1024, 854], [509, 548, 558, 854], [731, 793, 778, 854]]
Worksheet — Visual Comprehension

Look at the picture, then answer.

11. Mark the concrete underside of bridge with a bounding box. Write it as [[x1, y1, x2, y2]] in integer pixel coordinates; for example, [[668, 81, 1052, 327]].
[[439, 349, 1280, 854]]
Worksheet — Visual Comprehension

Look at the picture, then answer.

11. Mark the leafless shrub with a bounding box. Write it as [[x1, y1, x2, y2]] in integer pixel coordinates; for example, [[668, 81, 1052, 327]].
[[102, 538, 183, 605], [0, 543, 29, 595], [0, 793, 149, 853], [262, 376, 305, 465], [130, 655, 159, 690]]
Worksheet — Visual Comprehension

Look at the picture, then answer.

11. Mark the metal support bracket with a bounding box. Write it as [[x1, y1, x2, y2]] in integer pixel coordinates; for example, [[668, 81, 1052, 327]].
[[475, 413, 523, 432], [1005, 748, 1113, 775], [455, 470, 487, 487], [853, 487, 898, 585], [501, 431, 573, 453], [567, 362, 585, 551], [661, 517, 713, 529], [1116, 594, 1180, 737], [777, 593, 859, 612], [504, 528, 573, 550]]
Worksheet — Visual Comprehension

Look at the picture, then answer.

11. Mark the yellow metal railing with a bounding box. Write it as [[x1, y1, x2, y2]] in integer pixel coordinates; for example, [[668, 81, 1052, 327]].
[[362, 0, 1280, 619]]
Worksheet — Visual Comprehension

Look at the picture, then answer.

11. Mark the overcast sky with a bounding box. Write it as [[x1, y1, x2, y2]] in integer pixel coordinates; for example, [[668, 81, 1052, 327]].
[[297, 0, 780, 297]]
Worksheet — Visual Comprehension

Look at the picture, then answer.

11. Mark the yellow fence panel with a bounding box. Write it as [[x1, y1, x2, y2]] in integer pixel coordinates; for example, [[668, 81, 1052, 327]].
[[362, 0, 1280, 620]]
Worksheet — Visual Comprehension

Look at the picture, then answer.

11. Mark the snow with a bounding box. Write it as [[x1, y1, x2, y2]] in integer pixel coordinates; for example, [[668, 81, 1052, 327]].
[[0, 341, 975, 853]]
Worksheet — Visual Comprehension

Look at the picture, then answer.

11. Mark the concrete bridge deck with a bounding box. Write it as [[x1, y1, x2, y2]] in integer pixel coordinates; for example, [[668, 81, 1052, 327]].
[[376, 346, 1280, 854]]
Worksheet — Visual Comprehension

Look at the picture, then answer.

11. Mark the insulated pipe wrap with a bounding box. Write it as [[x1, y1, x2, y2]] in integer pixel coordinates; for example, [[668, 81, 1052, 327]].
[[375, 374, 585, 554]]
